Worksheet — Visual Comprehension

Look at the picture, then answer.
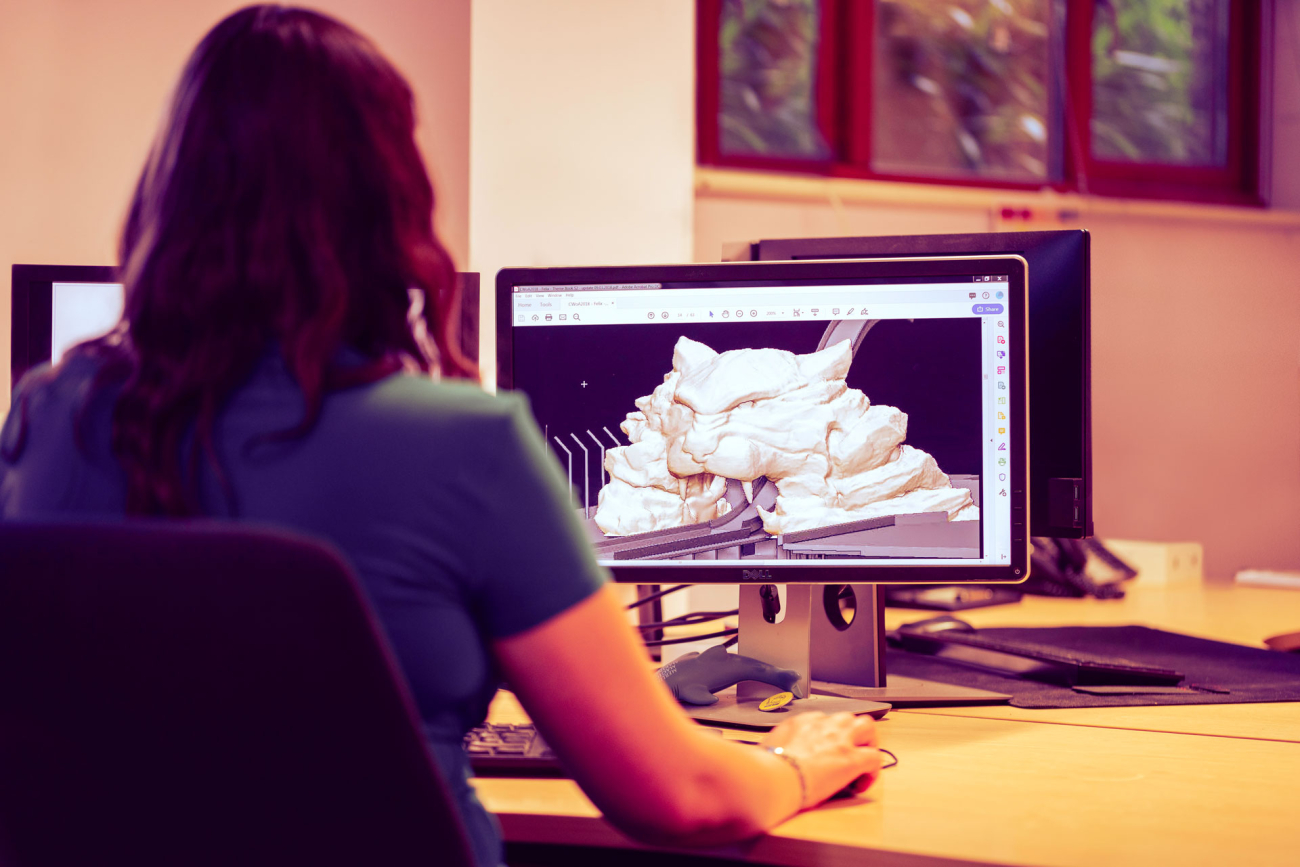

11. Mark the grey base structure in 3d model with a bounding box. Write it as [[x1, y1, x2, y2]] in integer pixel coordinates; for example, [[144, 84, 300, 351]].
[[575, 476, 980, 562]]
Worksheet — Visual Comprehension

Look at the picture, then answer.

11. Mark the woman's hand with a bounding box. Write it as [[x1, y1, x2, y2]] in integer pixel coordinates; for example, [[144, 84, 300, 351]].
[[760, 710, 882, 808], [496, 587, 882, 844]]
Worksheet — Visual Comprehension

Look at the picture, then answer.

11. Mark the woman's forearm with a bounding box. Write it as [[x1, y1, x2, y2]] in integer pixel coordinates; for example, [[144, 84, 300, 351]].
[[493, 586, 879, 846]]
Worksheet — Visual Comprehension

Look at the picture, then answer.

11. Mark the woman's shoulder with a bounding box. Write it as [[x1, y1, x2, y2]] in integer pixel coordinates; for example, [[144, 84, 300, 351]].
[[1, 351, 118, 473], [8, 352, 111, 417], [364, 373, 530, 422], [339, 373, 539, 450], [321, 374, 547, 483]]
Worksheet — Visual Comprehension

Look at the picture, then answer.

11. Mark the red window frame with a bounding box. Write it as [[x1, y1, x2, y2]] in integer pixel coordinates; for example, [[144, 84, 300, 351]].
[[697, 0, 1265, 205]]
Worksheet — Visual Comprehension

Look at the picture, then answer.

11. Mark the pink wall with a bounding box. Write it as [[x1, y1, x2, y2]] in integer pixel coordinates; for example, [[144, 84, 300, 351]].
[[1088, 216, 1300, 576], [0, 0, 470, 407], [468, 0, 696, 387]]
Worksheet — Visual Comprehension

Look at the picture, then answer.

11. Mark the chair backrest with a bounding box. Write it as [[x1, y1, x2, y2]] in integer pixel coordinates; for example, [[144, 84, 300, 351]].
[[0, 520, 474, 867]]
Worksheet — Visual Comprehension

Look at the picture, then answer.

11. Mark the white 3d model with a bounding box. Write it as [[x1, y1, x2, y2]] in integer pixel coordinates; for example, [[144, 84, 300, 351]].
[[595, 337, 978, 538]]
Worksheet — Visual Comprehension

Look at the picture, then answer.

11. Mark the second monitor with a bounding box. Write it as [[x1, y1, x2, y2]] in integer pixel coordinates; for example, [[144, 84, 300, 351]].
[[745, 230, 1091, 541]]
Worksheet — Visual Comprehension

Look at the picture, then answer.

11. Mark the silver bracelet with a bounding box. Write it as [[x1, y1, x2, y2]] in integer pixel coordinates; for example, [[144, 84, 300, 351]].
[[765, 746, 808, 810]]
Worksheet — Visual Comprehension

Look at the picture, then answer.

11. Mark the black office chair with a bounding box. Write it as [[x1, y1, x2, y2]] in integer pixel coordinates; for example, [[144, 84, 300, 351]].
[[0, 520, 474, 867]]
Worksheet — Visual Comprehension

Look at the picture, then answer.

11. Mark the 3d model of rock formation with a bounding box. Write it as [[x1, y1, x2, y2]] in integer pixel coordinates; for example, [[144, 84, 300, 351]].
[[594, 336, 978, 537]]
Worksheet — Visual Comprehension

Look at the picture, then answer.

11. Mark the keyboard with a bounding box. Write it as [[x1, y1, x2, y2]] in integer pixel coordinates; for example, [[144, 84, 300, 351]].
[[464, 722, 564, 775]]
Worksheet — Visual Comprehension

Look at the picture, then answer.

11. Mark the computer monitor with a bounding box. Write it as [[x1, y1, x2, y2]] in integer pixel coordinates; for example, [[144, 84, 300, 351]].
[[497, 257, 1028, 710], [10, 265, 120, 389], [9, 265, 481, 390], [745, 231, 1091, 540]]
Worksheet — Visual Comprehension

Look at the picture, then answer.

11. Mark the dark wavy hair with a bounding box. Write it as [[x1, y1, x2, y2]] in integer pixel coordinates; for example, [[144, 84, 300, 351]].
[[82, 5, 471, 515]]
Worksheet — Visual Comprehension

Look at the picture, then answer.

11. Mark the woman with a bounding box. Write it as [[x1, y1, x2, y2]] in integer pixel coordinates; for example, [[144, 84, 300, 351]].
[[0, 7, 881, 866]]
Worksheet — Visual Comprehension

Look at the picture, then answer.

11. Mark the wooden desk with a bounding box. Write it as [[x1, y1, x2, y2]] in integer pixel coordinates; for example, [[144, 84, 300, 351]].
[[883, 581, 1300, 649], [474, 582, 1300, 866]]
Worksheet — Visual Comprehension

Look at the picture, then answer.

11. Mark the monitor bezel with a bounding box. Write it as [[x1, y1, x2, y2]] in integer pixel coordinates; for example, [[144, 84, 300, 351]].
[[10, 264, 118, 390], [496, 256, 1029, 585]]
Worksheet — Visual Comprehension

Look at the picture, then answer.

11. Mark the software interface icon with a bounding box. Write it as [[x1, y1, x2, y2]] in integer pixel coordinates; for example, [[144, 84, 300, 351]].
[[498, 258, 1029, 582]]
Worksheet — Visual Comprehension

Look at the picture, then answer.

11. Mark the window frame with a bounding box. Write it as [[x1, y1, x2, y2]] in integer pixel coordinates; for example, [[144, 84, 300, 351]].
[[697, 0, 1265, 206]]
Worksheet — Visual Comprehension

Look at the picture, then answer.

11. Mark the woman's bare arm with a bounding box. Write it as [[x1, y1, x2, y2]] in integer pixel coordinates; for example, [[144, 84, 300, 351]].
[[492, 585, 881, 846]]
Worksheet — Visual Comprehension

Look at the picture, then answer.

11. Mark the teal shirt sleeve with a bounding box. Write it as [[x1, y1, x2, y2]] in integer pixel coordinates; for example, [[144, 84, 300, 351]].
[[0, 360, 126, 518], [1, 366, 74, 514], [464, 390, 608, 638]]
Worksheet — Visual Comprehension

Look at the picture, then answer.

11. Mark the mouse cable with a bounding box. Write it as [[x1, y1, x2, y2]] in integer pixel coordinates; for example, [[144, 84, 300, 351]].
[[636, 609, 739, 631], [626, 583, 692, 610], [642, 628, 737, 648]]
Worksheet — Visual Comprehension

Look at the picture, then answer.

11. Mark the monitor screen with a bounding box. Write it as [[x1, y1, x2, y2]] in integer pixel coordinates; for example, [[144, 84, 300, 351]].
[[497, 257, 1029, 585], [51, 280, 124, 365], [748, 230, 1091, 539]]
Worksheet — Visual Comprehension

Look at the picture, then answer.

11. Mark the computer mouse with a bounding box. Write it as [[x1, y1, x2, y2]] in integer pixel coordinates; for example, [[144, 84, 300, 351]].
[[901, 614, 977, 635], [830, 748, 899, 799], [1264, 630, 1300, 653]]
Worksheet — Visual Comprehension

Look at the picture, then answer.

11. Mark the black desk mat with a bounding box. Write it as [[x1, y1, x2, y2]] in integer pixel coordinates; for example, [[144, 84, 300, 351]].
[[886, 625, 1300, 708]]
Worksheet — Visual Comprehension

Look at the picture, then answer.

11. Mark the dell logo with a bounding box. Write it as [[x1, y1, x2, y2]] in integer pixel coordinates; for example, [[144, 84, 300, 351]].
[[742, 569, 773, 582]]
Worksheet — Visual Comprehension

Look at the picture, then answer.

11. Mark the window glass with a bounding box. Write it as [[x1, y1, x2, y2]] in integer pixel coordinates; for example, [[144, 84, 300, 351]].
[[718, 0, 832, 159], [871, 0, 1054, 183], [1091, 0, 1230, 166]]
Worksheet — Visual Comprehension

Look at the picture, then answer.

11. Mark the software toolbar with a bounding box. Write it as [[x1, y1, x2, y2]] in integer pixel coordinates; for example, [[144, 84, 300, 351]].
[[512, 282, 1007, 327]]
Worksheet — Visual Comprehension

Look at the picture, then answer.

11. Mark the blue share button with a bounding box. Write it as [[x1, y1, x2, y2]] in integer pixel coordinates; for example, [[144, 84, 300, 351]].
[[973, 303, 1004, 315]]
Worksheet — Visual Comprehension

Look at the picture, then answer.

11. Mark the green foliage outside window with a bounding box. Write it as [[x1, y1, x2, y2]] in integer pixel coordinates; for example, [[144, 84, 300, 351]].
[[872, 0, 1053, 182], [719, 0, 831, 159], [1091, 0, 1228, 166]]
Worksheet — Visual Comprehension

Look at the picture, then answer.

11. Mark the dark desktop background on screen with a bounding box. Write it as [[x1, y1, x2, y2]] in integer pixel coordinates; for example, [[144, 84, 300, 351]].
[[511, 316, 983, 477]]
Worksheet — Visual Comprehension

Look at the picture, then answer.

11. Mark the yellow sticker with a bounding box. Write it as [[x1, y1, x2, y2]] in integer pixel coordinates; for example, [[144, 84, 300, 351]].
[[758, 692, 794, 712]]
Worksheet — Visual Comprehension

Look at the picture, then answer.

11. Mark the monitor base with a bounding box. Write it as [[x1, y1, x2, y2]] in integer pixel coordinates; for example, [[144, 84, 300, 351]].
[[685, 683, 890, 729], [682, 674, 1006, 729], [737, 584, 1011, 708], [811, 677, 1010, 707]]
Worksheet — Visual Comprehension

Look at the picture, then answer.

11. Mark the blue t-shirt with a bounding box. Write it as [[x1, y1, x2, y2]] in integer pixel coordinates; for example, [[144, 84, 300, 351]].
[[0, 350, 608, 867]]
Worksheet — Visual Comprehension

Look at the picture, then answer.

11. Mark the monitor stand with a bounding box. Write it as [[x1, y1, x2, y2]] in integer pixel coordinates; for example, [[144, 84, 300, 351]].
[[685, 584, 1009, 728]]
